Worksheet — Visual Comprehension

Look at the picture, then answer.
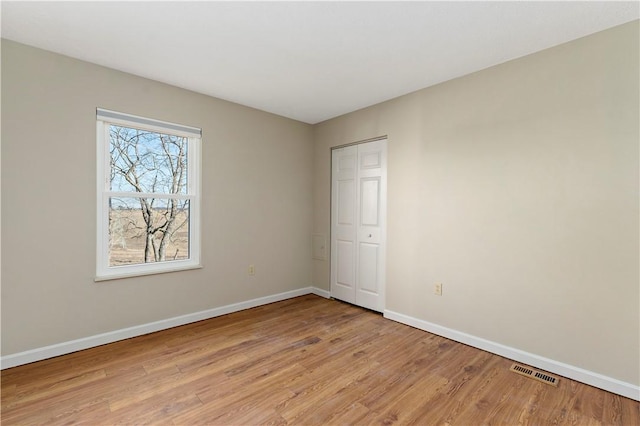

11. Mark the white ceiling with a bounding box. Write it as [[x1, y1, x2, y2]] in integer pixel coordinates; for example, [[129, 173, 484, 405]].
[[2, 2, 638, 124]]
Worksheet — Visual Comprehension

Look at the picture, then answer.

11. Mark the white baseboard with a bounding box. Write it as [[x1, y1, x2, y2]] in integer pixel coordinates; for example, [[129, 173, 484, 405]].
[[310, 287, 331, 299], [384, 309, 640, 401], [6, 291, 634, 401], [1, 286, 326, 370]]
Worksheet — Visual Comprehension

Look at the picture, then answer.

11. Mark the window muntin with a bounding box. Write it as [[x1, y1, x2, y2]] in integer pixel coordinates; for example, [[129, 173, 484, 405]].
[[97, 109, 201, 280]]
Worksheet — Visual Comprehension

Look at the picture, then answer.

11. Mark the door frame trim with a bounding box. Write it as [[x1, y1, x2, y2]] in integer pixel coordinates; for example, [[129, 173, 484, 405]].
[[329, 135, 388, 152]]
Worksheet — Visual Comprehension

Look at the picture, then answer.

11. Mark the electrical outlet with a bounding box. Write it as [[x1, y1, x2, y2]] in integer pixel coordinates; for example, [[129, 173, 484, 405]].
[[434, 282, 443, 296], [248, 264, 255, 275]]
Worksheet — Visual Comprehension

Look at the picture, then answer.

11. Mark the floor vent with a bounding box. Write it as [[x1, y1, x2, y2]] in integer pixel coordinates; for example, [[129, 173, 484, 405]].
[[510, 363, 559, 387]]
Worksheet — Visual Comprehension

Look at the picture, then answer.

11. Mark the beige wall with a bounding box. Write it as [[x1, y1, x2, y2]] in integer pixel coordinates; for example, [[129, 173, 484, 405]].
[[313, 21, 639, 385], [2, 21, 638, 388], [1, 40, 314, 355]]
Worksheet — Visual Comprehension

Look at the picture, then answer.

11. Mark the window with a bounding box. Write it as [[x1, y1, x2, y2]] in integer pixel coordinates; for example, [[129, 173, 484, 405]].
[[96, 108, 201, 280]]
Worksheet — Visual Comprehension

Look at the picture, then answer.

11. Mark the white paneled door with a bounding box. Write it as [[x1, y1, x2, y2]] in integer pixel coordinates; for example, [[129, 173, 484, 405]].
[[331, 139, 387, 312]]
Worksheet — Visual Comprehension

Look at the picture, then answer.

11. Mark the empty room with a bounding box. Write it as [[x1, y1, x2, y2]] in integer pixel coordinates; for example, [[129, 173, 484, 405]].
[[1, 1, 639, 425]]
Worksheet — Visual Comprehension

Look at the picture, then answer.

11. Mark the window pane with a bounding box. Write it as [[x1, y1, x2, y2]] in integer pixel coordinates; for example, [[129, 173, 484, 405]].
[[109, 197, 190, 266], [109, 125, 188, 194]]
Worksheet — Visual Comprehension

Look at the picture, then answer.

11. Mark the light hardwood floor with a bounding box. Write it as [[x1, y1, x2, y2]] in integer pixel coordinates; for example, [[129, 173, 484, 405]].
[[2, 294, 638, 425]]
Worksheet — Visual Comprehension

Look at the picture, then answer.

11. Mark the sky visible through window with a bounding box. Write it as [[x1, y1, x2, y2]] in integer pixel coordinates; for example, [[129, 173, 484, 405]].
[[110, 125, 188, 194]]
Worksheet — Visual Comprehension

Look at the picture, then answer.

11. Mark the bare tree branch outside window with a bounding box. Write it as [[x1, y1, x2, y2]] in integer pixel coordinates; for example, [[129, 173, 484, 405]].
[[108, 125, 190, 266]]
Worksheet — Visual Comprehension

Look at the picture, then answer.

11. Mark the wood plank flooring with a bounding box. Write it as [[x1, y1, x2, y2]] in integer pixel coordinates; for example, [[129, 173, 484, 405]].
[[2, 294, 639, 425]]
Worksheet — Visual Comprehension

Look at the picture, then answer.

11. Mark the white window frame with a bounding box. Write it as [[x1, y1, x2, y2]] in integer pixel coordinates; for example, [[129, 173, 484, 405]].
[[96, 108, 202, 281]]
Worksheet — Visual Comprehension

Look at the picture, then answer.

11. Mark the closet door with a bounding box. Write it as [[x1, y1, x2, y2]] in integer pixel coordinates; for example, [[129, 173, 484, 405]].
[[331, 139, 387, 312], [330, 145, 358, 305]]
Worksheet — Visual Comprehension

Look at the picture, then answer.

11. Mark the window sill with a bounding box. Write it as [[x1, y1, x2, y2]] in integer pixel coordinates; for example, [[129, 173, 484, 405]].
[[95, 263, 203, 282]]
